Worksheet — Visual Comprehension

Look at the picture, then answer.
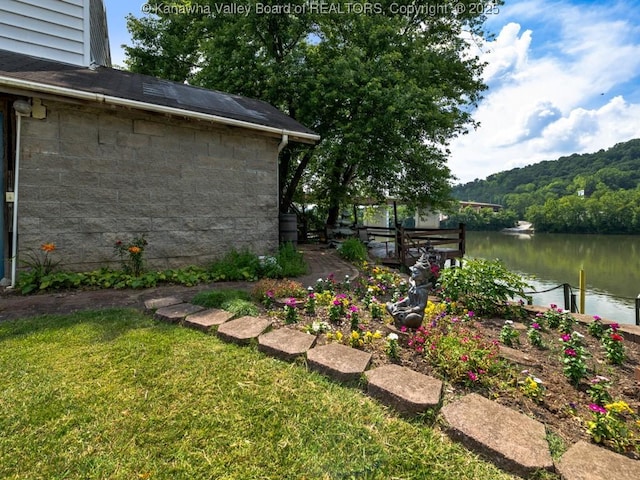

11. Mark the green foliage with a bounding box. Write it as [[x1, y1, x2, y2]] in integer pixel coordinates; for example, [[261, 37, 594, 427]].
[[209, 248, 262, 281], [191, 289, 259, 317], [113, 234, 148, 277], [441, 207, 518, 231], [191, 289, 251, 309], [337, 238, 368, 262], [270, 242, 307, 278], [125, 0, 494, 220], [223, 298, 259, 317], [452, 138, 640, 234], [437, 258, 532, 316]]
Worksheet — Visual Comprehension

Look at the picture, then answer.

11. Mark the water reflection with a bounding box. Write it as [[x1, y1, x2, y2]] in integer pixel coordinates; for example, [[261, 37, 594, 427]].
[[465, 231, 640, 325]]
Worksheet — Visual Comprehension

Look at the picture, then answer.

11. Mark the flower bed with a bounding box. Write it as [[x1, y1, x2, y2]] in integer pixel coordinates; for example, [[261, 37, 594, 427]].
[[252, 264, 640, 459]]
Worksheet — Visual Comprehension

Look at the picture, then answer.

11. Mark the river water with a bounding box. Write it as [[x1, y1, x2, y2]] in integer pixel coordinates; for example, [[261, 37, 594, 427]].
[[464, 231, 640, 325]]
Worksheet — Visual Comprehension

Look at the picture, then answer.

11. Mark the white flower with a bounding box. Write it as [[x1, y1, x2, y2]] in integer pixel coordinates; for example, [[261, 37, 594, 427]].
[[505, 320, 514, 325], [572, 332, 584, 339], [387, 333, 399, 341], [533, 377, 544, 384]]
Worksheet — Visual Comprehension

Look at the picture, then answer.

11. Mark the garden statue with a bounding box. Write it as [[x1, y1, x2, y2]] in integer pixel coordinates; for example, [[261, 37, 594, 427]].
[[386, 246, 441, 329]]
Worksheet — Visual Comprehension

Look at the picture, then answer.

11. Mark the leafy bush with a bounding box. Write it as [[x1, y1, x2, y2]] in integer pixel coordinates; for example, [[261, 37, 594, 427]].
[[272, 242, 307, 278], [191, 289, 251, 309], [437, 258, 531, 316], [337, 238, 368, 262], [223, 299, 259, 317], [208, 249, 262, 281]]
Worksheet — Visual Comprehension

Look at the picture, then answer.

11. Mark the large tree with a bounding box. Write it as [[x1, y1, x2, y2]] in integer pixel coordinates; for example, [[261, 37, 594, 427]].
[[125, 0, 496, 225]]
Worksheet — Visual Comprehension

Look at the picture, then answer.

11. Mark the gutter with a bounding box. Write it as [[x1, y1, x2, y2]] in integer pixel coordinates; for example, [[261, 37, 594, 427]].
[[0, 75, 321, 144]]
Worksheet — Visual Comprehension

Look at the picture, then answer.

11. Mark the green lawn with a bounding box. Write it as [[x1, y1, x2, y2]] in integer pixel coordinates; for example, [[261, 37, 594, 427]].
[[0, 309, 516, 479]]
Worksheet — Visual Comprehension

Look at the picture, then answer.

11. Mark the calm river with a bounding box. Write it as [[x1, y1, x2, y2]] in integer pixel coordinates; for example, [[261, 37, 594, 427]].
[[465, 231, 640, 325]]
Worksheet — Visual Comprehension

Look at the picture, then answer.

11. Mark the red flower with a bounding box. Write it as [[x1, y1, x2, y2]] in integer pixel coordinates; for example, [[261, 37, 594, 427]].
[[610, 333, 624, 342]]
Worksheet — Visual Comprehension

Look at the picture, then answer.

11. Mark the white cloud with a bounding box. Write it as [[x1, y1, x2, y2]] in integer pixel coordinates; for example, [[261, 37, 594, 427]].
[[449, 0, 640, 183]]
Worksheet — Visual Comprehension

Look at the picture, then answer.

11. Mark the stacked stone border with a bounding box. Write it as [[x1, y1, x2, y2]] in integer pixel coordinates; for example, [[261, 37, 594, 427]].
[[147, 297, 640, 480]]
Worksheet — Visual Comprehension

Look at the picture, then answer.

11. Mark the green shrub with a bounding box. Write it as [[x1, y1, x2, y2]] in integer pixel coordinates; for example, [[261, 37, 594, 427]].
[[223, 298, 259, 317], [208, 248, 261, 281], [273, 242, 307, 278], [337, 238, 368, 262], [191, 289, 251, 309], [437, 258, 531, 316]]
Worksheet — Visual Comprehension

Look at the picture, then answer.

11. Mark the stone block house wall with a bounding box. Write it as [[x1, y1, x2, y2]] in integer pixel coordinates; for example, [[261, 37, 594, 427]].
[[18, 99, 279, 271]]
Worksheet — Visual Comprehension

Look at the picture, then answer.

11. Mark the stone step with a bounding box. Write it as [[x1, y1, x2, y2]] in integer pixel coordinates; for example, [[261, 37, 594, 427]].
[[306, 343, 371, 384], [258, 328, 317, 362], [216, 315, 272, 345], [184, 308, 234, 332], [365, 364, 443, 416], [556, 440, 640, 480], [440, 393, 554, 477], [144, 296, 183, 311], [154, 303, 205, 323]]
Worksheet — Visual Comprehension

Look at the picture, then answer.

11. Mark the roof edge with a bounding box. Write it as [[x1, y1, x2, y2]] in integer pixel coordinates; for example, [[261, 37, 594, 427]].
[[0, 74, 320, 144]]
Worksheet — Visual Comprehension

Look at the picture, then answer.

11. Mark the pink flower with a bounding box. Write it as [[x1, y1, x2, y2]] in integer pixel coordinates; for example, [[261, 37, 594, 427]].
[[349, 305, 359, 313], [589, 404, 607, 414], [561, 334, 571, 342], [467, 371, 478, 382], [564, 348, 577, 357], [592, 315, 601, 322], [609, 323, 620, 332], [460, 355, 469, 362], [467, 311, 475, 318], [550, 304, 557, 310], [531, 322, 541, 330]]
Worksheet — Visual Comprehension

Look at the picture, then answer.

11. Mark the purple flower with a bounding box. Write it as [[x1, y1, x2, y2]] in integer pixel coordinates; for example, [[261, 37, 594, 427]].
[[349, 305, 359, 313], [589, 404, 607, 414], [609, 323, 620, 332], [467, 311, 475, 318], [564, 348, 577, 357], [531, 322, 541, 330], [561, 334, 571, 342], [592, 315, 601, 322]]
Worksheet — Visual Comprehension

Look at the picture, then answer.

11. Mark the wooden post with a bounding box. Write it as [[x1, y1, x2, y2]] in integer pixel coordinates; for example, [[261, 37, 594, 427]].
[[579, 269, 586, 314], [635, 294, 640, 326], [459, 222, 466, 257], [563, 283, 571, 311]]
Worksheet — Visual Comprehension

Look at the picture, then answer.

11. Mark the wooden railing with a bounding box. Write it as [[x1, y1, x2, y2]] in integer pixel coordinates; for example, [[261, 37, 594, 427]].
[[357, 223, 465, 268]]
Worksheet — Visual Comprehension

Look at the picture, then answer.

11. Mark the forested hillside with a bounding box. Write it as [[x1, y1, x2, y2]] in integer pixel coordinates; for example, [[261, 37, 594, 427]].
[[452, 138, 640, 205], [449, 138, 640, 234]]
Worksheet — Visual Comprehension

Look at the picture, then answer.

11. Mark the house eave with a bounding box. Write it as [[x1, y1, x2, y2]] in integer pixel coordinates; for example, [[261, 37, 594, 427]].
[[0, 74, 321, 144]]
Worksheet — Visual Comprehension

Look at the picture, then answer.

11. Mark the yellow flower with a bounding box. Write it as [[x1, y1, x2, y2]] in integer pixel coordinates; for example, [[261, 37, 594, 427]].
[[128, 246, 142, 254], [41, 243, 56, 252], [605, 401, 633, 414], [335, 331, 343, 342]]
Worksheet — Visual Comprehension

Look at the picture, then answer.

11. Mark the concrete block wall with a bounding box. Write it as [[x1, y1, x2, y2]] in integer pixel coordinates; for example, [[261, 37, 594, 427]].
[[17, 99, 280, 271]]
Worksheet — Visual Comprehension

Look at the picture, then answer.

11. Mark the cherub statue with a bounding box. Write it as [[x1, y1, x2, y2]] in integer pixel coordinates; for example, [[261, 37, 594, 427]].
[[386, 247, 441, 329]]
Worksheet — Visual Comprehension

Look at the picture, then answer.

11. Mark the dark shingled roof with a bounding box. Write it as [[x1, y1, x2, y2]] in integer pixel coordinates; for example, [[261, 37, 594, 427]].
[[0, 49, 318, 142]]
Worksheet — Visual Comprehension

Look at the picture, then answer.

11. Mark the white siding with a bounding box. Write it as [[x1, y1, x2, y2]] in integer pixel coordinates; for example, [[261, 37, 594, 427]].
[[0, 0, 90, 66]]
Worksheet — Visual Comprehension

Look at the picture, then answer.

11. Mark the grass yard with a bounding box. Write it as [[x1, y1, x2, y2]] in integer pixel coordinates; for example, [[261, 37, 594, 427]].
[[0, 309, 515, 480]]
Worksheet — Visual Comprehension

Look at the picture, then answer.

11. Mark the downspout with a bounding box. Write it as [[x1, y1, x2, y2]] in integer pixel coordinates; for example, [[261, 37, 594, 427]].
[[9, 99, 32, 288], [277, 134, 289, 214]]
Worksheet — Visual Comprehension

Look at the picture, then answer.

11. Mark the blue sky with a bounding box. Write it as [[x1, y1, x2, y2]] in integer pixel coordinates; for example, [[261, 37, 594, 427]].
[[105, 1, 640, 184]]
